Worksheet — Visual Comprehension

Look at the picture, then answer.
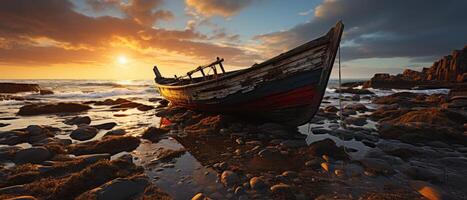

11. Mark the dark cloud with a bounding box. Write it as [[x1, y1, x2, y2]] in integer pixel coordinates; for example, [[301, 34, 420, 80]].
[[185, 0, 256, 17], [120, 0, 174, 26], [0, 0, 258, 66], [255, 0, 467, 62]]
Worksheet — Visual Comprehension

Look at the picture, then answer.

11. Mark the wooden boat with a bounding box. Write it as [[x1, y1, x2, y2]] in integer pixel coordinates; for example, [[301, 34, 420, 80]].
[[153, 21, 344, 126]]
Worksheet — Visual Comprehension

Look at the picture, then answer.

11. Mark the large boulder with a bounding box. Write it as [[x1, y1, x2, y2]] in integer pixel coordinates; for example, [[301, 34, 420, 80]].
[[76, 175, 150, 200], [92, 122, 117, 130], [67, 136, 140, 156], [13, 146, 51, 164], [70, 125, 98, 141], [64, 116, 91, 125], [18, 103, 91, 116], [0, 83, 41, 93]]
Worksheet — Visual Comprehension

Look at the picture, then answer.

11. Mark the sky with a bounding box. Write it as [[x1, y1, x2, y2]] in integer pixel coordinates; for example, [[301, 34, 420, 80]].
[[0, 0, 466, 80]]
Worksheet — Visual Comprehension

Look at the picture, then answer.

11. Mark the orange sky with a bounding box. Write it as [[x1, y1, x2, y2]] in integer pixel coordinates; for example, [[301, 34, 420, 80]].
[[1, 0, 465, 80]]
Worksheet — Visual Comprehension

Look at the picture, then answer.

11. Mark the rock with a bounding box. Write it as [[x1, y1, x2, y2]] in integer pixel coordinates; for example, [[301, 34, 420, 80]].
[[270, 183, 293, 197], [158, 99, 169, 107], [258, 123, 294, 137], [148, 97, 162, 102], [64, 116, 91, 125], [335, 88, 374, 95], [137, 104, 154, 111], [104, 129, 126, 137], [92, 122, 117, 130], [234, 186, 246, 196], [410, 180, 444, 200], [324, 106, 338, 113], [18, 103, 91, 116], [404, 166, 442, 182], [362, 140, 376, 148], [70, 125, 98, 141], [359, 158, 393, 175], [249, 177, 267, 190], [282, 171, 298, 179], [378, 120, 466, 145], [344, 117, 367, 126], [68, 136, 141, 156], [304, 139, 348, 160], [94, 98, 131, 106], [39, 89, 54, 95], [152, 148, 185, 162], [321, 162, 330, 172], [344, 163, 364, 177], [108, 100, 154, 111], [13, 146, 50, 164], [5, 196, 38, 200], [0, 131, 25, 145], [75, 153, 111, 164], [280, 139, 307, 148], [141, 127, 169, 142], [0, 145, 21, 161], [344, 103, 368, 112], [351, 94, 360, 101], [258, 148, 281, 160], [305, 158, 323, 169], [0, 83, 40, 93], [221, 170, 240, 187], [77, 175, 150, 200], [192, 193, 212, 200], [0, 123, 10, 127], [387, 108, 462, 128]]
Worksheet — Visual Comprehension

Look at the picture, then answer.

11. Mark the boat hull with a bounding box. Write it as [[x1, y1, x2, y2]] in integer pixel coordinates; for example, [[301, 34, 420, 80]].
[[154, 22, 344, 127]]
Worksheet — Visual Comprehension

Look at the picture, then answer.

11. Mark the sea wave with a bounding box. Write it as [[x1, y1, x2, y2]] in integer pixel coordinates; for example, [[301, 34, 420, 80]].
[[30, 88, 159, 100]]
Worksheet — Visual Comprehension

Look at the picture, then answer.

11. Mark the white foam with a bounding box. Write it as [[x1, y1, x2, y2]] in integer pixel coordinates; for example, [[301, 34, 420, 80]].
[[26, 88, 159, 100]]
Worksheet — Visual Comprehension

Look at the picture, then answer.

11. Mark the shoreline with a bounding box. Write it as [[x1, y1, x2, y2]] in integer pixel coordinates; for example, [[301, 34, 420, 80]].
[[0, 80, 466, 199]]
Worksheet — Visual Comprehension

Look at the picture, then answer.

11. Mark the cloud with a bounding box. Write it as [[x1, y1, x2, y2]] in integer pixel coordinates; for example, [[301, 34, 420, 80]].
[[120, 0, 174, 26], [298, 8, 313, 16], [0, 0, 259, 67], [255, 0, 467, 62], [185, 0, 255, 17]]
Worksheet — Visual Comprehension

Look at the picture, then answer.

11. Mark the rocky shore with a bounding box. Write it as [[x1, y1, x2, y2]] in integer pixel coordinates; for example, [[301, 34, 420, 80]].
[[1, 82, 467, 199], [361, 46, 467, 89]]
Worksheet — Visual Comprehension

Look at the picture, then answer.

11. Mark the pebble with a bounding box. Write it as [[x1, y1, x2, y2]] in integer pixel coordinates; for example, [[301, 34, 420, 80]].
[[305, 158, 322, 169], [235, 139, 244, 145], [221, 170, 240, 187], [249, 177, 267, 190], [280, 139, 307, 148], [270, 183, 293, 195], [282, 171, 298, 179], [321, 162, 330, 172], [234, 186, 246, 196], [410, 180, 443, 200]]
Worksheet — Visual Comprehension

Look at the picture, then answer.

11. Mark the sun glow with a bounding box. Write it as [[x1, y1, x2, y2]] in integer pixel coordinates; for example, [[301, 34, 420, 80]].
[[117, 55, 128, 65]]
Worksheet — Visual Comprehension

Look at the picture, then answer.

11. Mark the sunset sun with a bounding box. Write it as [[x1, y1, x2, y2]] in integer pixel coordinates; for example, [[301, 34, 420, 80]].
[[117, 55, 128, 65]]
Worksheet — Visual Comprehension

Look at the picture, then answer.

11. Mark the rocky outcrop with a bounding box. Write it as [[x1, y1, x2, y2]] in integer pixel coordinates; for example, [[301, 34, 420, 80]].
[[17, 103, 92, 116], [0, 83, 41, 93], [363, 45, 467, 89]]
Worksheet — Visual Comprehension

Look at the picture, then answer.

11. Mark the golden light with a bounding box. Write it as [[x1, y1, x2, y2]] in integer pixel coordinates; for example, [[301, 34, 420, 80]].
[[117, 55, 128, 65]]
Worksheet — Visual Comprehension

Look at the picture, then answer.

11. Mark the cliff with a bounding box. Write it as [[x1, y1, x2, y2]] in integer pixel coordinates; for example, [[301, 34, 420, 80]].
[[363, 45, 467, 89]]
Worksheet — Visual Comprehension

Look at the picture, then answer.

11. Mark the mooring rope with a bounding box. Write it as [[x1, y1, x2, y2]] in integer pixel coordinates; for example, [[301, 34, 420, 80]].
[[338, 44, 345, 128]]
